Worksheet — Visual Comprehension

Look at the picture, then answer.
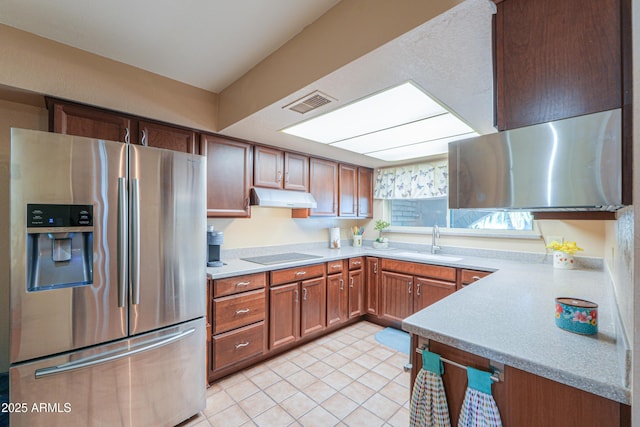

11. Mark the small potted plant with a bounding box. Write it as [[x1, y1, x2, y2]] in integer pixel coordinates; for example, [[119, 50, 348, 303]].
[[546, 240, 583, 269], [373, 220, 391, 249]]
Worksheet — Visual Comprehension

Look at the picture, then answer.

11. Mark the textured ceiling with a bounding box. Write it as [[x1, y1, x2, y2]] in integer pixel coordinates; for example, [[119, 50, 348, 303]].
[[0, 0, 495, 167], [222, 0, 496, 167], [0, 0, 340, 92]]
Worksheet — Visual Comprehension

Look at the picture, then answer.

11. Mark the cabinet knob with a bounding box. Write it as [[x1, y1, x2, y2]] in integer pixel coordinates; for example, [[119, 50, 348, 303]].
[[416, 283, 421, 296], [408, 282, 412, 294], [124, 127, 130, 144], [295, 271, 306, 276], [373, 263, 378, 274], [339, 279, 344, 291], [285, 171, 289, 183], [472, 276, 482, 281], [303, 288, 308, 301], [235, 341, 249, 349], [331, 264, 341, 269], [235, 308, 250, 315], [141, 129, 148, 146], [352, 261, 361, 266], [350, 277, 354, 288], [294, 289, 299, 303], [277, 171, 282, 183], [235, 281, 250, 287]]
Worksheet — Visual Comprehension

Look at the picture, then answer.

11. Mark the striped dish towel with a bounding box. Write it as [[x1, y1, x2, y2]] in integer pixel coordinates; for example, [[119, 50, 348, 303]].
[[458, 367, 502, 427], [410, 350, 451, 427]]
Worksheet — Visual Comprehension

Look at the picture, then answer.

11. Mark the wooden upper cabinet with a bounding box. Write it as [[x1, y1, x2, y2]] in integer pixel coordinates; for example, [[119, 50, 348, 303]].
[[494, 0, 624, 130], [138, 120, 199, 154], [203, 134, 252, 217], [47, 99, 135, 143], [309, 158, 338, 216], [254, 146, 283, 189], [284, 152, 309, 191], [254, 146, 309, 191], [358, 167, 374, 218], [338, 164, 358, 217]]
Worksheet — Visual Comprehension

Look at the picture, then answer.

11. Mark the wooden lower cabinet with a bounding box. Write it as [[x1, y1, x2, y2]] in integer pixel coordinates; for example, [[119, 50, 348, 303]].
[[380, 260, 459, 326], [208, 273, 267, 382], [413, 277, 456, 312], [366, 257, 380, 316], [348, 268, 364, 318], [300, 277, 327, 336], [269, 277, 326, 350], [412, 339, 630, 427], [327, 272, 348, 327], [380, 271, 413, 324], [212, 322, 265, 372], [458, 268, 492, 290]]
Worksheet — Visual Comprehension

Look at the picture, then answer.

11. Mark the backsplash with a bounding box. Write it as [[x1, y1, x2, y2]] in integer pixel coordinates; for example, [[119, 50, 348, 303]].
[[611, 207, 634, 349]]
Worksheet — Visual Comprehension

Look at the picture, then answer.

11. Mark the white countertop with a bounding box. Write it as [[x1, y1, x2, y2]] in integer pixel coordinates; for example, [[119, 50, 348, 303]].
[[206, 243, 630, 404]]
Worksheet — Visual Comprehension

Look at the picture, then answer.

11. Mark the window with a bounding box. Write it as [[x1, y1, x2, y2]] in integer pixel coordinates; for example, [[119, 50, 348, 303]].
[[389, 198, 533, 231]]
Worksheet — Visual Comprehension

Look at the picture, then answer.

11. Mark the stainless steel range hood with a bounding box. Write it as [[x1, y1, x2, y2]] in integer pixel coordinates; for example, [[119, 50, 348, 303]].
[[250, 187, 317, 209], [448, 109, 623, 211]]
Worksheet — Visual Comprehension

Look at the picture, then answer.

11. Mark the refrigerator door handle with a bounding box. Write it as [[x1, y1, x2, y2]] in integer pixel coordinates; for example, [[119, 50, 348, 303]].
[[117, 177, 128, 308], [34, 327, 196, 379], [131, 177, 141, 305]]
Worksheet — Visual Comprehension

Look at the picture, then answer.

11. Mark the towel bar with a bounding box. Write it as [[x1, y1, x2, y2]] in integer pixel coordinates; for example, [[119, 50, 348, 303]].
[[416, 346, 503, 383]]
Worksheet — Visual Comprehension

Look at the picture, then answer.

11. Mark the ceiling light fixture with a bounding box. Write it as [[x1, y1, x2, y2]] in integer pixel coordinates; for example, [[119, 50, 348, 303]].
[[280, 81, 479, 161]]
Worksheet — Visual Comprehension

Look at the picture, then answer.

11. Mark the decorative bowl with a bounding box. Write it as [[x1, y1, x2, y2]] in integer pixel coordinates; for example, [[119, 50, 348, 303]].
[[555, 297, 598, 335], [372, 241, 389, 249]]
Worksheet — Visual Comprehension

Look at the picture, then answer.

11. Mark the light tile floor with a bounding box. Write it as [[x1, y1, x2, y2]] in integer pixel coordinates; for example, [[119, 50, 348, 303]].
[[178, 322, 411, 427]]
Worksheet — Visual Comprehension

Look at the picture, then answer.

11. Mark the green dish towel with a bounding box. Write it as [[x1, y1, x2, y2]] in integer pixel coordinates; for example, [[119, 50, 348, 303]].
[[410, 350, 451, 427]]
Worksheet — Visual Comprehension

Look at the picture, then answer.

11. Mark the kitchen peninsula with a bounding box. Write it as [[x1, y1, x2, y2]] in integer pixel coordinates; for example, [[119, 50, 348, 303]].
[[206, 242, 630, 425]]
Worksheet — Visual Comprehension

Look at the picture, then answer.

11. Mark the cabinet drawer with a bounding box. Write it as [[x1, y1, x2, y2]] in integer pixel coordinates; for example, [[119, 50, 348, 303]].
[[326, 260, 344, 274], [460, 269, 492, 285], [349, 257, 364, 270], [214, 272, 266, 298], [381, 259, 456, 281], [213, 289, 266, 334], [212, 321, 265, 371], [271, 263, 325, 286]]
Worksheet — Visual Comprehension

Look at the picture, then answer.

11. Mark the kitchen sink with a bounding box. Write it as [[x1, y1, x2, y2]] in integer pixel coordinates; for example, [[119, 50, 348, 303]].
[[393, 252, 463, 262]]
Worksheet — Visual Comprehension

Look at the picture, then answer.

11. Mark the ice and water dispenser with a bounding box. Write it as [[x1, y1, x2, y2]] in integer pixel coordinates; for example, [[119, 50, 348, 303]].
[[26, 204, 94, 291]]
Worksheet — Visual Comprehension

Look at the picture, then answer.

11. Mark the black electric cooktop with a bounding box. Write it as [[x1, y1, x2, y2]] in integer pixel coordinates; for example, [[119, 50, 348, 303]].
[[240, 252, 323, 265]]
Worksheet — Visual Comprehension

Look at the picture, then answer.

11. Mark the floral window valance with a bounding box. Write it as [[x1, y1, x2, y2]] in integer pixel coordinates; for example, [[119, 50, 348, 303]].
[[373, 160, 448, 200]]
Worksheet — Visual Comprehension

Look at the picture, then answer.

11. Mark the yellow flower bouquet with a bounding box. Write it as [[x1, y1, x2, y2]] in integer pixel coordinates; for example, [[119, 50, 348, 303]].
[[546, 240, 583, 269], [546, 240, 584, 255]]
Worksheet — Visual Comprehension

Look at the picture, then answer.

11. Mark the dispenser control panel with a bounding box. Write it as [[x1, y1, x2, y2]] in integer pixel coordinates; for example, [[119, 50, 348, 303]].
[[27, 204, 93, 227]]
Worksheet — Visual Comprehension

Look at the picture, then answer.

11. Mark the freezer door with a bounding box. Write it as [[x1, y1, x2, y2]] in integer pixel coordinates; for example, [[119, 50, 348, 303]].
[[10, 129, 128, 364], [9, 318, 206, 427], [129, 145, 206, 335]]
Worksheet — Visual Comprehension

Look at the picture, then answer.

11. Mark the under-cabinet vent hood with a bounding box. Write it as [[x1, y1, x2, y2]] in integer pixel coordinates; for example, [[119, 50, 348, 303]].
[[449, 109, 624, 212], [250, 187, 317, 209]]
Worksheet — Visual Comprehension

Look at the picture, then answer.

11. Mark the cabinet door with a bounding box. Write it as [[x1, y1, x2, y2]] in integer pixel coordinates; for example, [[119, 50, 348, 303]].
[[366, 257, 379, 316], [348, 269, 364, 318], [494, 0, 622, 130], [338, 164, 358, 217], [206, 278, 213, 383], [49, 101, 134, 143], [358, 167, 373, 218], [139, 120, 198, 154], [284, 152, 309, 191], [300, 277, 326, 337], [309, 158, 338, 216], [202, 134, 252, 217], [269, 283, 300, 349], [327, 273, 347, 327], [380, 271, 413, 323], [413, 277, 456, 312], [254, 146, 283, 189]]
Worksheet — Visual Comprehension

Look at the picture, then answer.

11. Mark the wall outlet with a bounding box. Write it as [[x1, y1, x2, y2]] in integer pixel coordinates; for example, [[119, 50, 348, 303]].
[[547, 235, 564, 245]]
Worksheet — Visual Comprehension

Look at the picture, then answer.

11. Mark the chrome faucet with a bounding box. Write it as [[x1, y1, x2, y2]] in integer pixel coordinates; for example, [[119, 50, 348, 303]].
[[431, 224, 441, 254]]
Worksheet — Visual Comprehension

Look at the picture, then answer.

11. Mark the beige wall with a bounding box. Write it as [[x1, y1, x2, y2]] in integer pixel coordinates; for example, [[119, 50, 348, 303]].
[[0, 24, 218, 132], [218, 0, 465, 129]]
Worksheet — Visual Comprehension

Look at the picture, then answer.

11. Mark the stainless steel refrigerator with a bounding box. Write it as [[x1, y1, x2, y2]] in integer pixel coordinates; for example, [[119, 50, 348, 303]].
[[9, 128, 206, 427]]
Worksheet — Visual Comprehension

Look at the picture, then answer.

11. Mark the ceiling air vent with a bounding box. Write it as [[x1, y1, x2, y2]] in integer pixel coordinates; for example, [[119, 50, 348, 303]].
[[283, 90, 335, 114]]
